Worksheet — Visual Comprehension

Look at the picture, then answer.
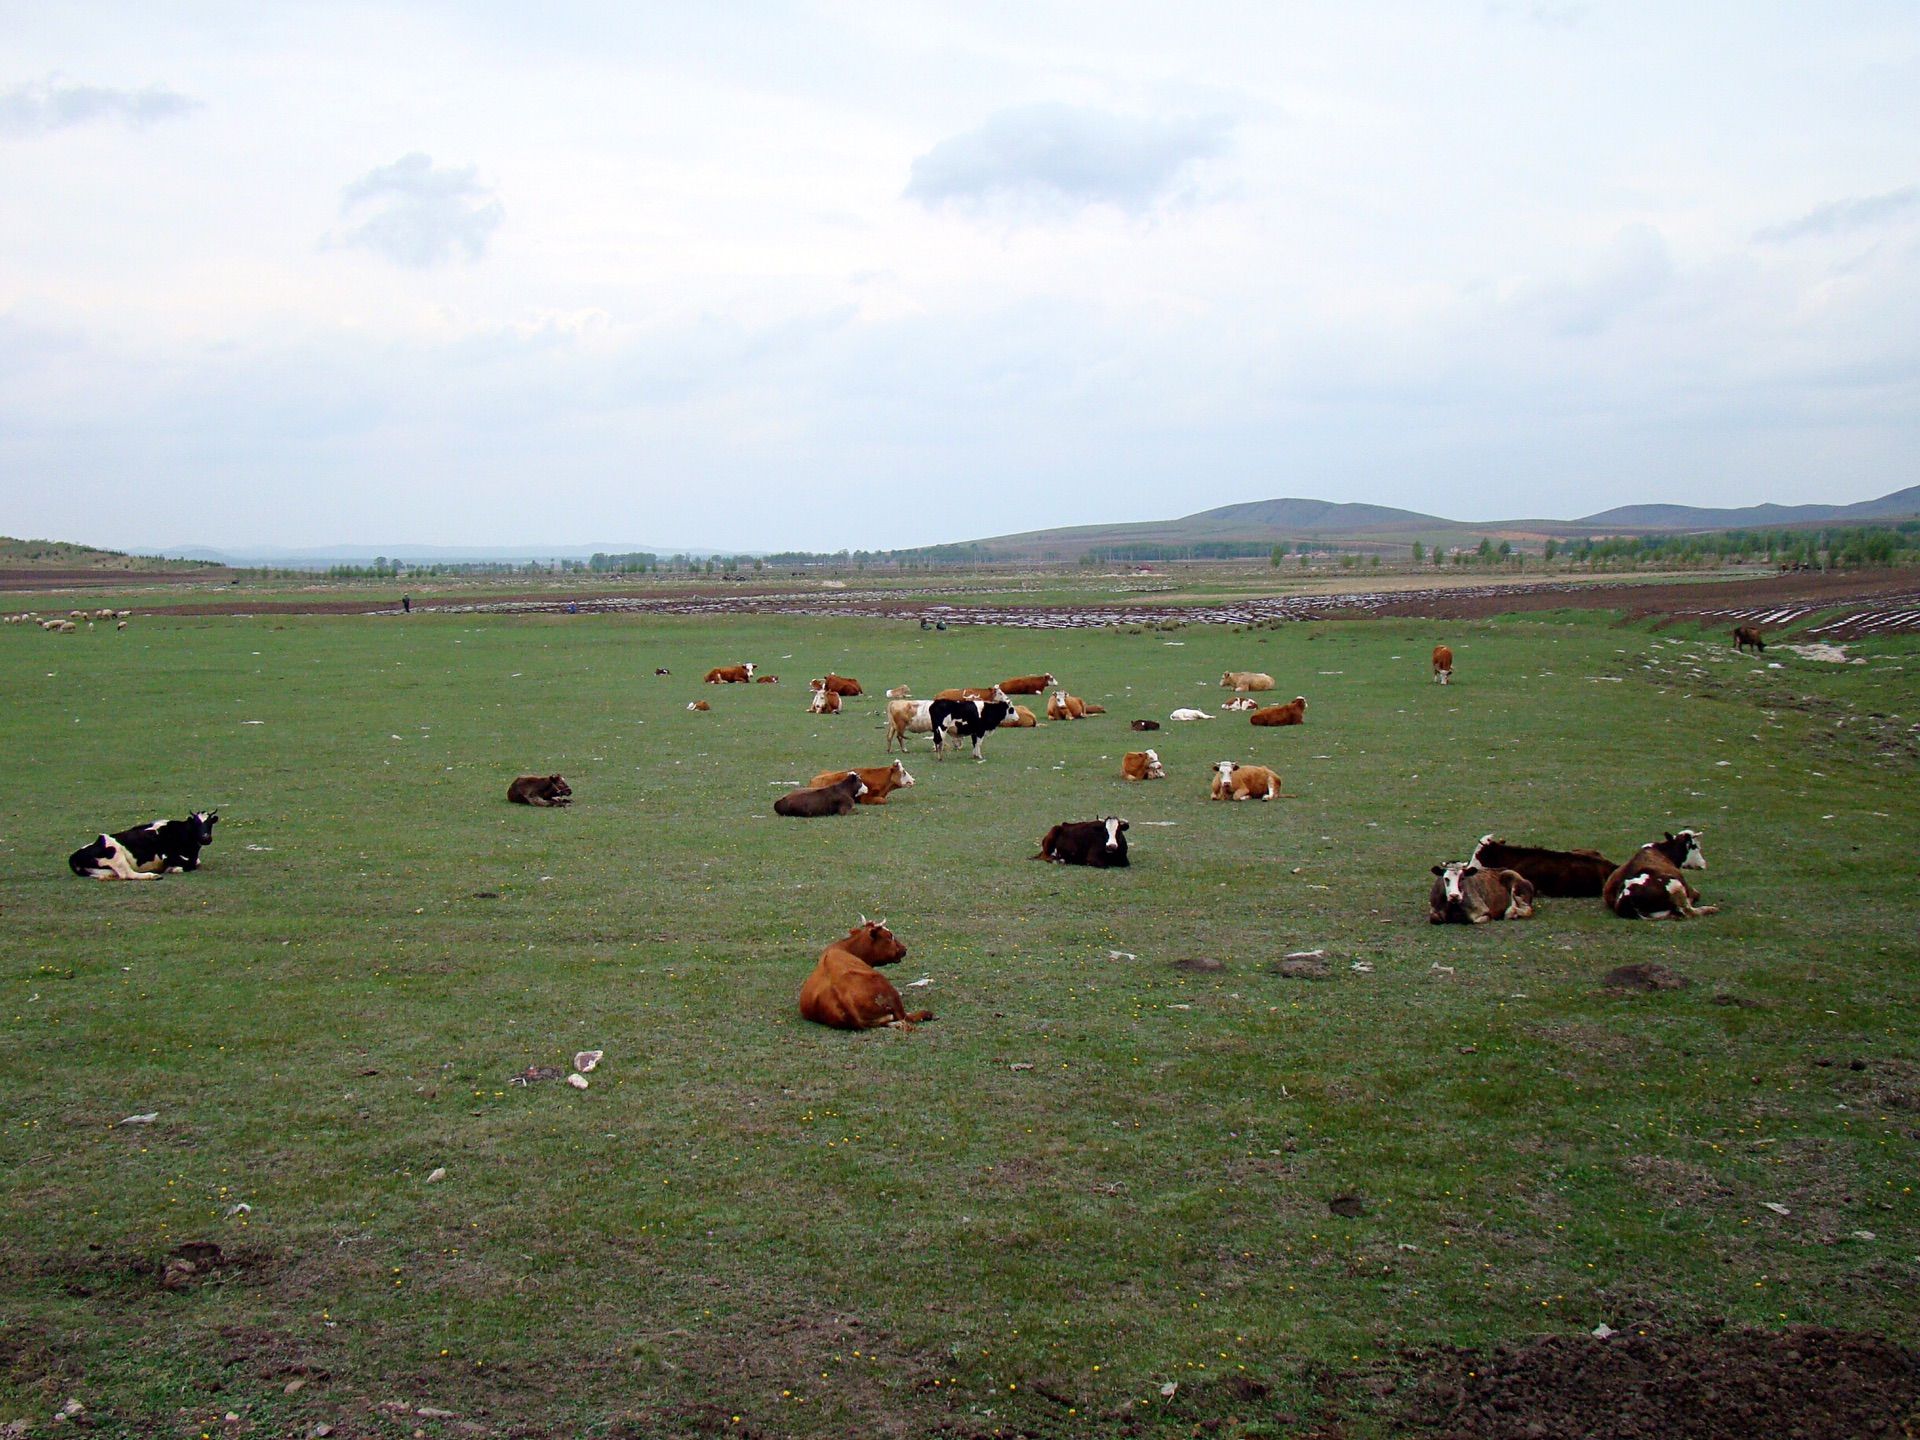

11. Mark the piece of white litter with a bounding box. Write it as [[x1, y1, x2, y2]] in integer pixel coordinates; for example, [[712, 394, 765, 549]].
[[769, 780, 803, 786], [1285, 949, 1327, 960], [905, 977, 934, 988], [118, 1113, 158, 1126], [1108, 949, 1137, 960], [1010, 1062, 1034, 1072], [1350, 961, 1374, 973], [1592, 1324, 1617, 1340], [1716, 760, 1731, 766], [426, 1167, 446, 1184], [225, 1202, 251, 1217], [1160, 1382, 1178, 1398], [1852, 1230, 1877, 1241], [1134, 820, 1178, 826], [1763, 1202, 1790, 1215], [573, 1050, 603, 1073], [1430, 963, 1455, 976], [567, 1073, 590, 1090], [389, 733, 402, 739], [245, 844, 273, 851], [242, 719, 264, 725], [1162, 641, 1184, 646], [1167, 1003, 1191, 1010]]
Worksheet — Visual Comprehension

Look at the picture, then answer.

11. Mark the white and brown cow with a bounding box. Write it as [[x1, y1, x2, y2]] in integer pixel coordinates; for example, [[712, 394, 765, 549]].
[[1432, 645, 1453, 684], [1120, 750, 1166, 782], [807, 687, 843, 715], [1209, 761, 1281, 801], [1428, 862, 1535, 924], [809, 760, 915, 804], [1604, 830, 1716, 920], [704, 662, 756, 684]]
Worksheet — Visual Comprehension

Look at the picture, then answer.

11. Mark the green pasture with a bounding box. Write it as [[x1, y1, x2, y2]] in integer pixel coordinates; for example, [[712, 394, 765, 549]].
[[0, 609, 1914, 1437]]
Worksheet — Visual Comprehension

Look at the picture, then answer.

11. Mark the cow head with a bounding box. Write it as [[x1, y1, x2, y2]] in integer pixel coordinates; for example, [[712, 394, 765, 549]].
[[1215, 760, 1239, 780], [742, 663, 756, 678], [809, 678, 825, 691], [1144, 749, 1162, 773], [846, 918, 907, 966], [1102, 817, 1129, 850], [1667, 829, 1706, 870], [890, 761, 915, 788], [1430, 862, 1477, 906], [545, 778, 571, 799], [191, 811, 220, 843]]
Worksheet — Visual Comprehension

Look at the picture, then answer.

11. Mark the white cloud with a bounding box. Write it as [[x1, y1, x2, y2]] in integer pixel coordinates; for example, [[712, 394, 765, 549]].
[[1755, 184, 1920, 244], [905, 103, 1227, 215], [0, 74, 198, 138], [331, 152, 503, 268]]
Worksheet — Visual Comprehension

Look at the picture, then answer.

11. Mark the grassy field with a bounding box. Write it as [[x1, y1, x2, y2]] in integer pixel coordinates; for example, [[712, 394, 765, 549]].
[[1, 608, 1914, 1437]]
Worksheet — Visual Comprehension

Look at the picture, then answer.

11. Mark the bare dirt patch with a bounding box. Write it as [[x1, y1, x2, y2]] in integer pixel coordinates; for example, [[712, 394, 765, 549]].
[[1401, 1324, 1920, 1440]]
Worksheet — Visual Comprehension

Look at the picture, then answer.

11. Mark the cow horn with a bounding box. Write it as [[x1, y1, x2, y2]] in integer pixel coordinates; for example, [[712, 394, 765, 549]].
[[858, 912, 868, 925]]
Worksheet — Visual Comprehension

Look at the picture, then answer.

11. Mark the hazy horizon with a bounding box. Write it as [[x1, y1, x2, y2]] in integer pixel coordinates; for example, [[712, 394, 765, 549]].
[[4, 4, 1916, 552]]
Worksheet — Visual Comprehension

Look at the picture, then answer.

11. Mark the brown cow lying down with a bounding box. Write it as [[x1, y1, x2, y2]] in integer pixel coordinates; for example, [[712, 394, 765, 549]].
[[998, 672, 1056, 695], [811, 673, 862, 696], [687, 699, 711, 711], [809, 760, 915, 803], [755, 674, 780, 683], [1130, 718, 1161, 731], [1209, 761, 1281, 800], [1121, 749, 1165, 781], [798, 919, 933, 1031], [1604, 830, 1716, 919], [507, 775, 572, 806], [704, 662, 755, 683], [1471, 834, 1615, 897], [1428, 862, 1535, 924], [1047, 689, 1104, 719], [1222, 670, 1275, 691], [1249, 697, 1307, 726], [934, 685, 1006, 703], [774, 772, 867, 816], [1000, 704, 1037, 728], [807, 687, 842, 714]]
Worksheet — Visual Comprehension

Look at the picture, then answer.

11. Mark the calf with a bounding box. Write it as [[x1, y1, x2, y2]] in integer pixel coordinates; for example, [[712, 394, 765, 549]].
[[1604, 830, 1716, 920], [809, 760, 915, 804], [998, 673, 1056, 695], [1249, 697, 1307, 726], [1220, 697, 1256, 712], [1000, 704, 1037, 728], [1432, 645, 1453, 684], [1222, 670, 1275, 692], [930, 698, 1012, 761], [1428, 863, 1535, 924], [774, 772, 868, 817], [755, 674, 780, 684], [1732, 626, 1765, 654], [1470, 834, 1615, 897], [885, 685, 912, 699], [687, 700, 711, 711], [885, 698, 936, 751], [507, 775, 572, 806], [810, 673, 862, 697], [1209, 760, 1282, 801], [1130, 718, 1161, 731], [798, 919, 933, 1030], [1120, 749, 1166, 781], [654, 667, 672, 676], [1032, 817, 1130, 867], [70, 812, 219, 881], [1169, 708, 1214, 722], [704, 662, 756, 683], [807, 687, 843, 715]]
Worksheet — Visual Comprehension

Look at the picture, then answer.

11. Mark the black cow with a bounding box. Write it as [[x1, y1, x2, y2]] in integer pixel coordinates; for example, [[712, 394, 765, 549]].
[[1032, 817, 1130, 867], [929, 698, 1013, 761], [774, 773, 868, 817], [69, 811, 219, 881], [1470, 834, 1616, 897]]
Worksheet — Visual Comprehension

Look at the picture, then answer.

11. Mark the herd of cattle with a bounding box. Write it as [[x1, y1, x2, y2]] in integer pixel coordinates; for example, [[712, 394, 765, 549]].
[[59, 631, 1725, 1033]]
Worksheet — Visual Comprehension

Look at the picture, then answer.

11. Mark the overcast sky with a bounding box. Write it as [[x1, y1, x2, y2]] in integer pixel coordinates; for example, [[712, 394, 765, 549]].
[[2, 2, 1916, 553]]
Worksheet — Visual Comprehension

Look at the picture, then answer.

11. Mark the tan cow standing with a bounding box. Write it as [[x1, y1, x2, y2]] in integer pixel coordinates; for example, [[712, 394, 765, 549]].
[[798, 920, 933, 1030]]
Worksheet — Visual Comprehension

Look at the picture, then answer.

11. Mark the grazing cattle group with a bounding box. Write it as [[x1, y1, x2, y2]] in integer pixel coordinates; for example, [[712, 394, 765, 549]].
[[70, 812, 219, 881]]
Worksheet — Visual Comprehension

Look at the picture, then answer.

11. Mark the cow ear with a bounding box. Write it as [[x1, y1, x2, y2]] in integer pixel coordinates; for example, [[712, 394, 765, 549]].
[[1432, 865, 1445, 876]]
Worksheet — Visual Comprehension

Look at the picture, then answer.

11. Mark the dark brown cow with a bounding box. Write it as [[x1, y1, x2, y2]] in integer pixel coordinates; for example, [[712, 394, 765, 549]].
[[1733, 626, 1766, 654], [1428, 863, 1535, 924], [810, 673, 863, 696], [1032, 817, 1129, 867], [1130, 718, 1161, 731], [507, 775, 572, 806], [1470, 834, 1616, 897], [798, 920, 933, 1030], [998, 673, 1057, 695], [1604, 831, 1717, 919], [773, 772, 867, 817], [1249, 697, 1307, 726]]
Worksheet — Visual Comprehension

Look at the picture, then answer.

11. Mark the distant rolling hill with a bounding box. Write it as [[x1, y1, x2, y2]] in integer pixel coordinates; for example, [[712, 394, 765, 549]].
[[923, 485, 1920, 561]]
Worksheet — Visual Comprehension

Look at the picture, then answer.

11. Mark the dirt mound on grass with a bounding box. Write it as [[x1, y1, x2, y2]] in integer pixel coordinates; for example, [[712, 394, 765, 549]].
[[1402, 1325, 1919, 1440]]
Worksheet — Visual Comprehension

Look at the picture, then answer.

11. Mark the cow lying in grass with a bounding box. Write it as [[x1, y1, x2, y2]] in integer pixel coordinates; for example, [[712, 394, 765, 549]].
[[1249, 697, 1307, 726], [774, 772, 867, 816], [1470, 834, 1614, 897], [70, 812, 219, 880], [1210, 761, 1282, 800], [1428, 862, 1535, 924], [507, 775, 572, 806], [1604, 830, 1717, 919], [798, 919, 933, 1030], [1121, 750, 1165, 781], [809, 761, 914, 804], [1033, 818, 1130, 867]]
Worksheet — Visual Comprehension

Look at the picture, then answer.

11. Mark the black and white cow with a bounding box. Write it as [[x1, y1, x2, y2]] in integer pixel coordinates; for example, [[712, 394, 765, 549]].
[[1603, 830, 1716, 919], [928, 698, 1013, 761], [69, 812, 219, 881], [1032, 817, 1130, 867]]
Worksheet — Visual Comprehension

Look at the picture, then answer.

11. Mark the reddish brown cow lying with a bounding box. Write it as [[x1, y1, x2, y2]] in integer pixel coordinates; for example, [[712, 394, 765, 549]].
[[934, 685, 1006, 703], [798, 919, 933, 1030], [705, 662, 755, 683], [1249, 697, 1307, 726], [807, 687, 842, 715], [809, 760, 915, 804], [1470, 834, 1616, 897], [998, 673, 1056, 695], [1429, 862, 1535, 924], [811, 673, 862, 696], [1604, 830, 1717, 919], [755, 674, 780, 684], [1120, 749, 1165, 781]]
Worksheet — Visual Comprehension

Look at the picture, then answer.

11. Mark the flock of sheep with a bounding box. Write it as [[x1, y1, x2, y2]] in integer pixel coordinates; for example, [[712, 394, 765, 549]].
[[5, 607, 130, 631]]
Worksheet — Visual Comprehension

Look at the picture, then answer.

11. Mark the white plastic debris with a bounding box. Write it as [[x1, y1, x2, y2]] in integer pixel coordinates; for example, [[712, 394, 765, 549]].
[[1010, 1063, 1034, 1072], [1350, 961, 1374, 973], [1285, 949, 1327, 961], [1108, 949, 1137, 961], [905, 977, 933, 988], [567, 1073, 590, 1090], [573, 1050, 603, 1073], [1160, 1381, 1178, 1398], [1763, 1202, 1790, 1215], [117, 1113, 158, 1126], [225, 1202, 252, 1217], [426, 1168, 446, 1184], [1852, 1230, 1877, 1241], [1592, 1323, 1617, 1340]]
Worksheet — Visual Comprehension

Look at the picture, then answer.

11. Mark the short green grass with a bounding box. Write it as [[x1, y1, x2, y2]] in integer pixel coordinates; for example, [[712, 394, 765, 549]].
[[1, 610, 1914, 1438]]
